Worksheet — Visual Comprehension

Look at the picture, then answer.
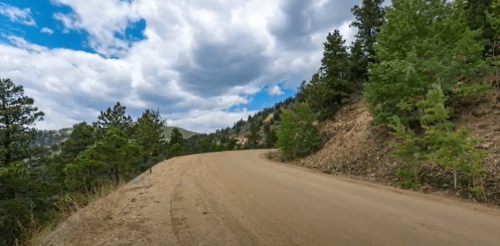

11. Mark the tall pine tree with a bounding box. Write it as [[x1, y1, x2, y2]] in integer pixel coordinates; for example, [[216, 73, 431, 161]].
[[0, 79, 45, 167], [0, 78, 45, 245], [349, 0, 386, 81]]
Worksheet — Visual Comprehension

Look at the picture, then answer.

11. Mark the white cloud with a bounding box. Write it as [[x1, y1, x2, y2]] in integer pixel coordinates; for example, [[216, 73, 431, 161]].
[[0, 0, 361, 133], [40, 27, 54, 35], [0, 3, 36, 26], [269, 85, 284, 96]]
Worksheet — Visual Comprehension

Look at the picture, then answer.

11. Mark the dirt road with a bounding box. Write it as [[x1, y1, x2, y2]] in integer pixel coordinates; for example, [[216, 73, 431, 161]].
[[41, 150, 500, 246]]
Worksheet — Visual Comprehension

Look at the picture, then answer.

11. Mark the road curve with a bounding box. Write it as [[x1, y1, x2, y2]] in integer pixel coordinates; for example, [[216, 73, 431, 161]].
[[41, 149, 500, 246]]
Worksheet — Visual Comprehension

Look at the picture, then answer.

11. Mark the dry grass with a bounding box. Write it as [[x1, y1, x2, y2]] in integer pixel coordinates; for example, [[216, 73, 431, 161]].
[[27, 182, 123, 246]]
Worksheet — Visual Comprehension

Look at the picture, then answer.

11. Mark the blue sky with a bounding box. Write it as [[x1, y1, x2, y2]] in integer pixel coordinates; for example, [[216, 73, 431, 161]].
[[0, 0, 361, 133]]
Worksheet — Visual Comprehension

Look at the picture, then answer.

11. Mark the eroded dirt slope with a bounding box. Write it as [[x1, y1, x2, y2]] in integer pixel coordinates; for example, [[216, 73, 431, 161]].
[[40, 150, 500, 246], [298, 89, 500, 206]]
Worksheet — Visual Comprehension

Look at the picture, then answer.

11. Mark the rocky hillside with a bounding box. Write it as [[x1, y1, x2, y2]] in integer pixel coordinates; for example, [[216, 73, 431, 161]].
[[295, 87, 500, 207]]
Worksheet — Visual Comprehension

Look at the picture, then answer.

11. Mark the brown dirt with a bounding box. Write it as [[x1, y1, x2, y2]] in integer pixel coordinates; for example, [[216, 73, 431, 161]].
[[297, 89, 500, 207], [39, 150, 500, 246]]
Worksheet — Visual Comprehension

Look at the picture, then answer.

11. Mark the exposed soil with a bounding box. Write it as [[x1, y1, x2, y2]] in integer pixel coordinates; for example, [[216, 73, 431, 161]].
[[40, 150, 500, 246], [296, 88, 500, 207]]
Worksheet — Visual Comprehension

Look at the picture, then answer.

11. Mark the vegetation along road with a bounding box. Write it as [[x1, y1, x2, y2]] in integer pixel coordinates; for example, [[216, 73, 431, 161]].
[[41, 149, 500, 246]]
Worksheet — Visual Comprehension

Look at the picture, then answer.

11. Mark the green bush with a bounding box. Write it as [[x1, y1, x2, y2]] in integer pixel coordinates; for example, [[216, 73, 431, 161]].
[[276, 103, 321, 160]]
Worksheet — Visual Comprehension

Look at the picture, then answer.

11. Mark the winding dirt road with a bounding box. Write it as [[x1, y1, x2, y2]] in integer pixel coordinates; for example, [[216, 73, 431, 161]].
[[41, 149, 500, 246]]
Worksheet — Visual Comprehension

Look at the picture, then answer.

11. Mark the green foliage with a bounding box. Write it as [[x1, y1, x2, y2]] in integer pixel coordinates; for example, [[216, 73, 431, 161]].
[[350, 0, 386, 81], [133, 109, 167, 166], [364, 0, 489, 125], [452, 81, 492, 96], [419, 85, 490, 189], [389, 115, 423, 188], [486, 0, 500, 75], [247, 123, 261, 147], [0, 78, 48, 245], [169, 128, 184, 156], [396, 168, 421, 190], [308, 30, 353, 116], [0, 78, 45, 167], [64, 127, 142, 190], [264, 129, 277, 148], [276, 103, 321, 160], [466, 0, 499, 57], [93, 102, 132, 135]]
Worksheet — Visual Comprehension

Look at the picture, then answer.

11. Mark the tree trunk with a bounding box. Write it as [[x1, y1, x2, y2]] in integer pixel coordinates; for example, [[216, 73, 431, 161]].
[[453, 168, 457, 189], [115, 165, 119, 185], [414, 167, 418, 184]]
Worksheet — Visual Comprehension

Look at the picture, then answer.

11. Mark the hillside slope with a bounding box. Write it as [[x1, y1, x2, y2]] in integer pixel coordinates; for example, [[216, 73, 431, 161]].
[[162, 126, 198, 140], [297, 89, 500, 207]]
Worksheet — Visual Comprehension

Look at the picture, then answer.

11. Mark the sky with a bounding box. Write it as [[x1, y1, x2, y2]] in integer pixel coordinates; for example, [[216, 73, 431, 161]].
[[0, 0, 363, 133]]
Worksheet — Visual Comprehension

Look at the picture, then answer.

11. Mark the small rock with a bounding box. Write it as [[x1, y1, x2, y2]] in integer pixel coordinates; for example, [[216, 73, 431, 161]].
[[477, 143, 491, 149], [477, 123, 491, 129], [472, 110, 486, 118], [493, 110, 500, 115], [130, 198, 137, 202]]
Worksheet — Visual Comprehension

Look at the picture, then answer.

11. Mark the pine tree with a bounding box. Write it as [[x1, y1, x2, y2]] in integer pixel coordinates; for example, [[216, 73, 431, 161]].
[[276, 103, 321, 159], [350, 0, 386, 80], [486, 0, 500, 76], [465, 0, 499, 57], [349, 39, 368, 83], [419, 84, 489, 190], [64, 127, 142, 189], [364, 0, 489, 125], [388, 115, 423, 189], [320, 30, 352, 107], [0, 79, 45, 167], [247, 123, 261, 147], [93, 102, 132, 134], [169, 128, 184, 156], [45, 122, 96, 186], [0, 78, 45, 245], [133, 109, 167, 165]]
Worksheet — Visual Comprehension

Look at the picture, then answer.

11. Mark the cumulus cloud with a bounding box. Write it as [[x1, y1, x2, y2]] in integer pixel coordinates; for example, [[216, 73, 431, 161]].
[[0, 0, 362, 133], [269, 85, 284, 96], [0, 3, 36, 26], [40, 27, 54, 35]]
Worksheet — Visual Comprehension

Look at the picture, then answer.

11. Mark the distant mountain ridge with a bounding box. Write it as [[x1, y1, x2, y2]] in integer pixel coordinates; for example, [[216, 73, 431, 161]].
[[30, 126, 198, 149]]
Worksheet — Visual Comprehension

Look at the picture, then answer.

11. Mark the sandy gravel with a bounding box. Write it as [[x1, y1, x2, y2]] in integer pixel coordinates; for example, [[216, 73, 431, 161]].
[[40, 149, 500, 246]]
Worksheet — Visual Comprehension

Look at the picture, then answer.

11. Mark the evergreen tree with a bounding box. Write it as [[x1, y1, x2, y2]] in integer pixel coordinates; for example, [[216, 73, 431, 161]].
[[389, 116, 423, 189], [465, 0, 499, 57], [264, 129, 278, 148], [419, 84, 489, 190], [350, 0, 386, 80], [45, 122, 96, 187], [486, 0, 500, 75], [169, 128, 184, 156], [133, 109, 167, 166], [93, 102, 132, 133], [364, 0, 488, 125], [64, 127, 142, 189], [247, 123, 261, 147], [320, 30, 352, 106], [0, 78, 45, 245], [0, 79, 45, 167], [60, 122, 96, 163], [348, 39, 368, 83], [276, 103, 321, 159]]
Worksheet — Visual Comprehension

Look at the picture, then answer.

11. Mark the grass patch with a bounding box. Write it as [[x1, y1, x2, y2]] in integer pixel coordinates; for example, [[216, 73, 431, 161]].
[[26, 182, 121, 246]]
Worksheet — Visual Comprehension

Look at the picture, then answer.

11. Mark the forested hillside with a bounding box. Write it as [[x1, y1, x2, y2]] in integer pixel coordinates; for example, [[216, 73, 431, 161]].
[[1, 0, 500, 245]]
